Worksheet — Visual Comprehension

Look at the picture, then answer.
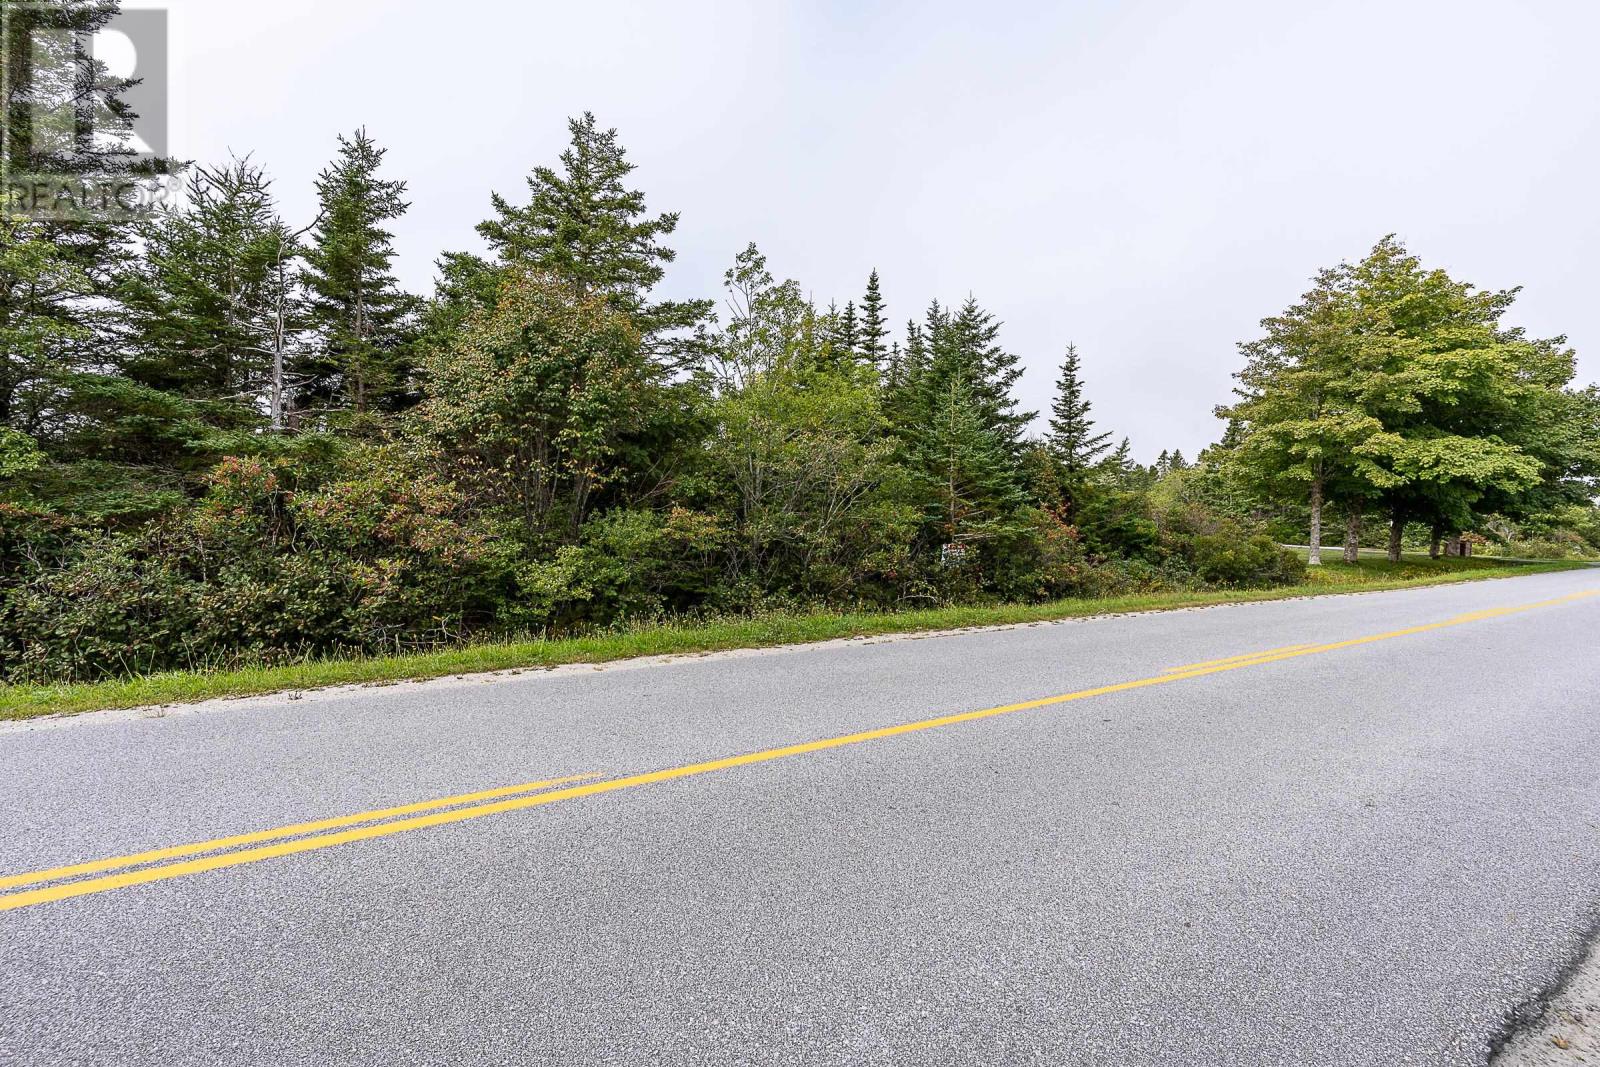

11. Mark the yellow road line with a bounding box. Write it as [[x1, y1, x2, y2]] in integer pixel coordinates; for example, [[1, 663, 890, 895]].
[[2, 588, 1594, 913], [0, 772, 601, 891], [1163, 644, 1313, 673]]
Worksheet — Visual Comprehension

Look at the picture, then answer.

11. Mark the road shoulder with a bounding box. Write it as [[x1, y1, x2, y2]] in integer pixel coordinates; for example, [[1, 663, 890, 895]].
[[1496, 933, 1600, 1064]]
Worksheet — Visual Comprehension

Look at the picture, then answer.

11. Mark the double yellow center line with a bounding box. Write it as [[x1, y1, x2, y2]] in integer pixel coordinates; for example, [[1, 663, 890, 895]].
[[2, 588, 1594, 913]]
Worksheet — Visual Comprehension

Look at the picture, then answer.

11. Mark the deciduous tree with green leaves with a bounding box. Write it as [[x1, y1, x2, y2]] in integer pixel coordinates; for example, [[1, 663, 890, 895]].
[[707, 243, 829, 390], [1345, 238, 1556, 559], [413, 267, 651, 544], [1220, 262, 1396, 565]]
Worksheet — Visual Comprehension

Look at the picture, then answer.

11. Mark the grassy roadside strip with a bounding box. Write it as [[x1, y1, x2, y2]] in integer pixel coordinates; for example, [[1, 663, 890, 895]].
[[1, 557, 1589, 721]]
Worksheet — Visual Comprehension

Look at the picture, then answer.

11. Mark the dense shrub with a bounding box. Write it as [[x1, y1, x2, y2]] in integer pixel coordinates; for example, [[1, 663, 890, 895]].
[[1190, 526, 1307, 588], [1, 428, 1339, 684], [0, 448, 510, 683], [1494, 537, 1595, 560], [2, 527, 202, 681]]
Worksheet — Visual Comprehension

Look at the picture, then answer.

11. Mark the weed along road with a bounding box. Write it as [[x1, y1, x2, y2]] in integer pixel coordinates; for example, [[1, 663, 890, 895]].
[[3, 570, 1600, 1065]]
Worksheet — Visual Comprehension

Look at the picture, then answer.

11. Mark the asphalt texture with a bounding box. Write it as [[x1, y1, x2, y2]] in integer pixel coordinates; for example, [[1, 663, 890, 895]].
[[2, 569, 1600, 1066]]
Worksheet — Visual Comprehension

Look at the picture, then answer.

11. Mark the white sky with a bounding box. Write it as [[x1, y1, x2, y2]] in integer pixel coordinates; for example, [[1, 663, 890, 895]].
[[145, 0, 1600, 459]]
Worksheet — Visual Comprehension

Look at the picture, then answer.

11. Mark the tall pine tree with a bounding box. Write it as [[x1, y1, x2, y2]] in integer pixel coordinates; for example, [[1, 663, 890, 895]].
[[118, 158, 291, 412], [471, 112, 711, 356], [858, 270, 889, 369], [909, 297, 1032, 454], [1046, 344, 1111, 474], [1, 0, 178, 443], [910, 374, 1029, 546], [0, 215, 92, 437], [296, 128, 415, 423], [881, 318, 926, 429], [821, 300, 860, 371]]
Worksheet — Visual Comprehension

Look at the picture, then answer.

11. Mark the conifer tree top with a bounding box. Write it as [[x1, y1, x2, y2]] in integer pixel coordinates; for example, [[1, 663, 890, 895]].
[[471, 112, 711, 351], [478, 112, 679, 313], [1047, 343, 1113, 473]]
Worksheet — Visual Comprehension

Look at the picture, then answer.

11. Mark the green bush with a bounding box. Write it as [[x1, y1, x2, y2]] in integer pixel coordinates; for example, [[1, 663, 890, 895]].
[[1190, 527, 1307, 588], [1498, 538, 1595, 560], [2, 433, 1328, 684], [0, 447, 511, 683], [1, 527, 203, 681]]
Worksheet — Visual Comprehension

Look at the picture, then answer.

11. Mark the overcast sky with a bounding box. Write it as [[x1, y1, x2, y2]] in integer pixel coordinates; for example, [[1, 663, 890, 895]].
[[144, 0, 1600, 459]]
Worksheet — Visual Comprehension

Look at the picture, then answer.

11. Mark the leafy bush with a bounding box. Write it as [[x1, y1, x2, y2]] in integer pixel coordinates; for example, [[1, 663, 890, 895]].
[[0, 447, 510, 683], [1190, 526, 1307, 588], [0, 429, 44, 479], [1, 527, 203, 681], [1497, 538, 1595, 560]]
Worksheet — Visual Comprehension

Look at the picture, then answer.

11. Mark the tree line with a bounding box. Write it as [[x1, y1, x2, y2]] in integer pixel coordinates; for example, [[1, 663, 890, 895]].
[[2, 1, 1595, 683]]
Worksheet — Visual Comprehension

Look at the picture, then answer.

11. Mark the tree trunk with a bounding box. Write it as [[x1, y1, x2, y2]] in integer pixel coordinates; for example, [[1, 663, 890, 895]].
[[1343, 505, 1361, 564], [1429, 521, 1443, 559], [1307, 473, 1324, 566], [1388, 510, 1403, 563]]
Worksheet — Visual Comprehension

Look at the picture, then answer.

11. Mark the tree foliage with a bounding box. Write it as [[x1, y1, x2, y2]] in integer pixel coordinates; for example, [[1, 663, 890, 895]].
[[414, 267, 650, 543], [4, 65, 1592, 682], [472, 111, 711, 355], [1220, 237, 1593, 561], [296, 129, 415, 424]]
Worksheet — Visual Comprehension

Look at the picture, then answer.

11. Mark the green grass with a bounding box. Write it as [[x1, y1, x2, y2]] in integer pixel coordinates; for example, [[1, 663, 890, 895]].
[[1, 555, 1588, 721]]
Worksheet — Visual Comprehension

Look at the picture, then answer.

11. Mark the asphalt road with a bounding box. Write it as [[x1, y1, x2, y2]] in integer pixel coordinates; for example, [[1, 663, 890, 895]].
[[3, 570, 1600, 1066]]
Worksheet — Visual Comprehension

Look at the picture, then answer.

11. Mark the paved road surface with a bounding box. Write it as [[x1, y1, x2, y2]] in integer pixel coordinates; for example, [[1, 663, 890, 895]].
[[3, 570, 1599, 1066]]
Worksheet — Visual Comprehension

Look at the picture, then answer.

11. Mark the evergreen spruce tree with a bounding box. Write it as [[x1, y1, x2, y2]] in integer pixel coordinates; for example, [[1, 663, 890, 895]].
[[889, 297, 1033, 550], [1102, 437, 1136, 478], [296, 128, 415, 423], [881, 320, 926, 431], [0, 215, 92, 436], [912, 297, 1033, 454], [0, 0, 178, 442], [858, 270, 889, 368], [902, 318, 928, 383], [1046, 344, 1111, 474], [819, 300, 860, 371], [119, 159, 290, 412], [883, 342, 905, 393], [887, 305, 941, 430], [62, 158, 299, 478], [472, 112, 711, 356], [1, 0, 153, 180], [909, 374, 1029, 546]]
